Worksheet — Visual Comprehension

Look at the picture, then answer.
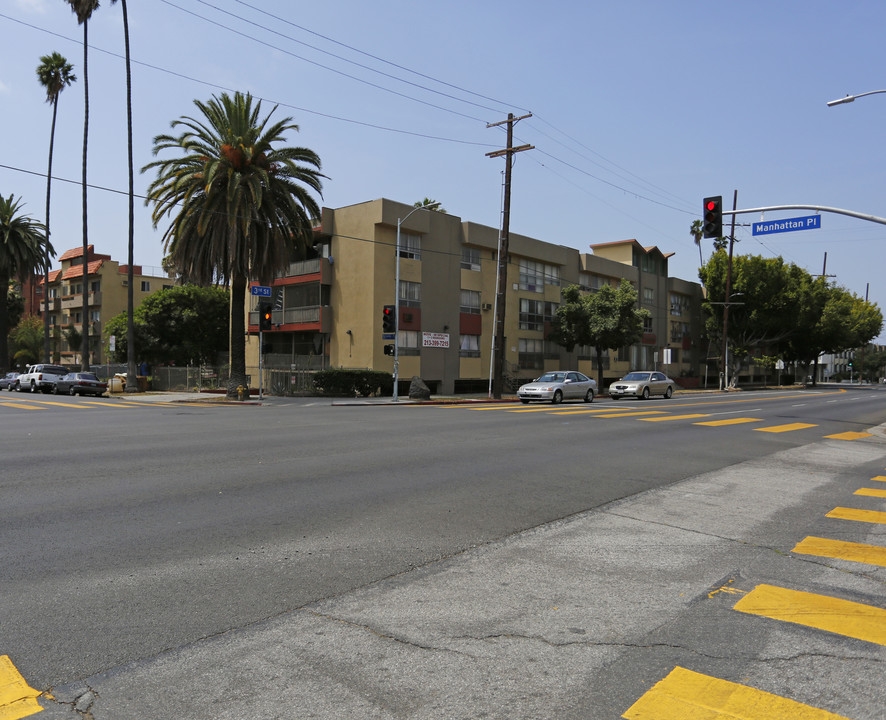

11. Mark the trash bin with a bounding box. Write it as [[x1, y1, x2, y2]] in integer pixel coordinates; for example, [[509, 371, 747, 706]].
[[109, 377, 123, 393], [137, 375, 148, 392]]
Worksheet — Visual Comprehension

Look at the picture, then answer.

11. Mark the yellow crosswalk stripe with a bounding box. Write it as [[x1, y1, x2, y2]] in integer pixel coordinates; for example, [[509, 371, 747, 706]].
[[0, 655, 42, 719], [754, 422, 818, 433], [694, 417, 762, 427], [826, 507, 886, 525], [622, 665, 848, 720], [792, 536, 886, 568], [825, 431, 872, 440], [855, 487, 886, 499], [577, 410, 667, 418], [641, 413, 711, 422], [871, 475, 886, 482], [733, 583, 886, 646]]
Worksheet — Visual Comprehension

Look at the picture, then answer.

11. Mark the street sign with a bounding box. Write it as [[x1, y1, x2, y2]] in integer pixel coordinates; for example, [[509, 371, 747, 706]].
[[250, 285, 272, 297], [382, 333, 395, 340], [752, 215, 821, 236]]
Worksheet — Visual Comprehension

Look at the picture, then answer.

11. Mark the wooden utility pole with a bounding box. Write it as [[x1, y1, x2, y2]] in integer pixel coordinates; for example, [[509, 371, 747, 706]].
[[486, 113, 533, 399]]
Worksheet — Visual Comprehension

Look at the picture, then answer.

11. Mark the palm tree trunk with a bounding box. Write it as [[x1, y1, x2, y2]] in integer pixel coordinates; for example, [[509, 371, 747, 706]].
[[80, 19, 90, 372], [0, 273, 9, 373], [227, 274, 248, 398], [121, 0, 139, 392], [43, 97, 59, 363]]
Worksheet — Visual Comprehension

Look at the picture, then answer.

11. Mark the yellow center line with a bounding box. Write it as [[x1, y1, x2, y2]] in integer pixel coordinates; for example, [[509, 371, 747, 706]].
[[826, 507, 886, 525], [793, 536, 886, 568], [694, 417, 762, 427], [754, 422, 818, 433], [622, 665, 849, 720], [641, 413, 711, 422], [733, 583, 886, 646], [0, 655, 42, 719], [855, 487, 886, 499]]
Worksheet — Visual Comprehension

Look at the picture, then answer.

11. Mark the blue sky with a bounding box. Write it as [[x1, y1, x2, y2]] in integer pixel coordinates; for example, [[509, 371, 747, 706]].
[[3, 0, 886, 341]]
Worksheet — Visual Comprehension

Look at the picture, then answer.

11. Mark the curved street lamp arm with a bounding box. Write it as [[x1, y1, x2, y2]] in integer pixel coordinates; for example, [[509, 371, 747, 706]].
[[827, 89, 886, 107]]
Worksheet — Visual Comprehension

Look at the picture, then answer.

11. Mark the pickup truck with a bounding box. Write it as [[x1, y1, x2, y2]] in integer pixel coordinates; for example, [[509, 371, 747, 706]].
[[17, 364, 70, 393]]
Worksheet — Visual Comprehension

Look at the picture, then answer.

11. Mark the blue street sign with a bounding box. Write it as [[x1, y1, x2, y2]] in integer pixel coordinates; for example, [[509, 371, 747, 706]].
[[752, 215, 821, 236], [250, 285, 272, 297], [382, 333, 395, 340]]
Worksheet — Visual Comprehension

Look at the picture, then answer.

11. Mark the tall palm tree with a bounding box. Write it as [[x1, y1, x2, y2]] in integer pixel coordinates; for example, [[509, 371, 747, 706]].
[[36, 51, 76, 363], [66, 0, 100, 371], [107, 0, 139, 391], [690, 219, 704, 268], [143, 91, 324, 398], [0, 195, 55, 373]]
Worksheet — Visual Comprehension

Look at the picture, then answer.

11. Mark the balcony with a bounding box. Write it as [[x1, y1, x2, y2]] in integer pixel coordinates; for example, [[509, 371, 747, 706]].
[[277, 257, 332, 284]]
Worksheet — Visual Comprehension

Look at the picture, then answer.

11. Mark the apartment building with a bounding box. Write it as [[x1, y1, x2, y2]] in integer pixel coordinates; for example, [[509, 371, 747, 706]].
[[38, 245, 174, 365], [246, 198, 705, 394]]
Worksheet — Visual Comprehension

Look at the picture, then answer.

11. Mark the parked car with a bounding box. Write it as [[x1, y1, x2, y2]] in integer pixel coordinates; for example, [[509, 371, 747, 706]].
[[17, 364, 70, 393], [0, 372, 20, 390], [53, 372, 108, 397], [608, 371, 675, 400], [517, 371, 597, 404]]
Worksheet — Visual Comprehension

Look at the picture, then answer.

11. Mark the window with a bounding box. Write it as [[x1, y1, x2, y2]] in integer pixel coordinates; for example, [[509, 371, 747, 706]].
[[460, 289, 481, 314], [398, 281, 421, 307], [89, 310, 100, 322], [518, 259, 559, 292], [670, 293, 690, 316], [141, 281, 151, 292], [90, 280, 100, 293], [519, 299, 557, 331], [643, 287, 654, 302], [459, 334, 480, 357], [48, 287, 58, 299], [398, 330, 420, 355], [398, 232, 421, 260], [518, 338, 545, 369], [461, 247, 481, 271], [670, 321, 690, 342], [579, 273, 610, 292], [643, 316, 653, 333]]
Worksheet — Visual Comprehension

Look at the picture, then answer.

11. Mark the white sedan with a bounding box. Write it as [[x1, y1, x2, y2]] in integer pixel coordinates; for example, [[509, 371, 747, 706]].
[[517, 371, 597, 404], [608, 371, 675, 400]]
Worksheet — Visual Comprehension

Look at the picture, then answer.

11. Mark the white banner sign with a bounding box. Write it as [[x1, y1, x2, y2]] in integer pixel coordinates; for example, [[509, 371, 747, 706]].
[[422, 332, 450, 348]]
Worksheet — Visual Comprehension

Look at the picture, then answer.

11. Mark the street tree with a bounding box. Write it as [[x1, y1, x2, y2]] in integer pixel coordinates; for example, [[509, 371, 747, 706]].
[[104, 284, 229, 367], [36, 51, 76, 362], [142, 92, 324, 397], [549, 279, 648, 389], [65, 0, 100, 370], [0, 195, 53, 373], [10, 315, 45, 368]]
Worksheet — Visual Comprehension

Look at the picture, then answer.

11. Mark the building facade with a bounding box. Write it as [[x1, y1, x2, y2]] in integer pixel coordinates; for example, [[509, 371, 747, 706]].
[[38, 245, 174, 366], [246, 198, 706, 394]]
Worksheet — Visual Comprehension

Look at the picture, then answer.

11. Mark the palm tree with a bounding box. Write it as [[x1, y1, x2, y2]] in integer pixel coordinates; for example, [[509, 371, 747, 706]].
[[36, 51, 76, 363], [106, 0, 139, 391], [690, 219, 704, 268], [0, 195, 55, 373], [66, 0, 100, 371], [143, 91, 324, 398]]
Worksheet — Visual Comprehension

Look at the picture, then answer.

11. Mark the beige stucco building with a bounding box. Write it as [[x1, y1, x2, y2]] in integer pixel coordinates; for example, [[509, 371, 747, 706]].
[[245, 198, 705, 395], [38, 245, 174, 366]]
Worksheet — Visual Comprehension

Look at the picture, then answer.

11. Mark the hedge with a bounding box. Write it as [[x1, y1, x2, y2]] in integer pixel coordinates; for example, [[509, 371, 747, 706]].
[[312, 368, 393, 397]]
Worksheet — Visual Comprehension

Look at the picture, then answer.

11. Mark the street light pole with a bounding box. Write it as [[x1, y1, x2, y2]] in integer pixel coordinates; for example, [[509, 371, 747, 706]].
[[827, 89, 886, 107], [394, 202, 439, 402]]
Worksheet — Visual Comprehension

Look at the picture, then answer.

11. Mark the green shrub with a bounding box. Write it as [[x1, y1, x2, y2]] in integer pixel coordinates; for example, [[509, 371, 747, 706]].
[[312, 369, 393, 397]]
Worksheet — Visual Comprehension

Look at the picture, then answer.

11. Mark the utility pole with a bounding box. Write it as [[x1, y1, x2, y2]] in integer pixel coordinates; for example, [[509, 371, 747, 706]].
[[486, 113, 533, 399], [721, 190, 738, 391]]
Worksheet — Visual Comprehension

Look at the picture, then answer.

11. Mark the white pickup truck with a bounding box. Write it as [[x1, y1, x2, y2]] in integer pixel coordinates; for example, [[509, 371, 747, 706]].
[[16, 364, 70, 393]]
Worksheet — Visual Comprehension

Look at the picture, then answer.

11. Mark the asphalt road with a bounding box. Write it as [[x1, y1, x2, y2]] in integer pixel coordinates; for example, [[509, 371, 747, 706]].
[[1, 385, 885, 718]]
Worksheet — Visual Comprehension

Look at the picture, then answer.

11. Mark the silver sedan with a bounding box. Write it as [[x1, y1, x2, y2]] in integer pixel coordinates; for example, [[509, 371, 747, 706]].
[[608, 371, 675, 400], [517, 371, 597, 404]]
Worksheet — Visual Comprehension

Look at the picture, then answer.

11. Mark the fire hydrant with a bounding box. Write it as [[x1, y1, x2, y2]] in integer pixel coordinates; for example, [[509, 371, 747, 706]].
[[237, 385, 247, 401]]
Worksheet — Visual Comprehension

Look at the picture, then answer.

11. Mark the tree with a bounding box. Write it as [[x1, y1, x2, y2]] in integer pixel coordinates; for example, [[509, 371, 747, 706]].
[[689, 219, 704, 268], [143, 91, 324, 397], [0, 195, 53, 373], [36, 51, 76, 362], [10, 315, 45, 368], [549, 279, 648, 389], [413, 198, 446, 213], [104, 284, 229, 367], [65, 0, 100, 370]]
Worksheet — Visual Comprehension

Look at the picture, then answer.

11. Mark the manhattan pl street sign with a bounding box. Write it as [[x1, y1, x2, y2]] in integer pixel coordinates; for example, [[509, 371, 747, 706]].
[[752, 215, 821, 236]]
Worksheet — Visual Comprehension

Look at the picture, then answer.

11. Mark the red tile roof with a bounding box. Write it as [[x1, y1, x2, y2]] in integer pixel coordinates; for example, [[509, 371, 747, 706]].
[[60, 259, 104, 280]]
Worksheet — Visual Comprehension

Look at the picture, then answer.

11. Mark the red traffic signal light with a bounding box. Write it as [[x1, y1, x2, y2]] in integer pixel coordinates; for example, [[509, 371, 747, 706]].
[[382, 305, 396, 333], [703, 196, 722, 239]]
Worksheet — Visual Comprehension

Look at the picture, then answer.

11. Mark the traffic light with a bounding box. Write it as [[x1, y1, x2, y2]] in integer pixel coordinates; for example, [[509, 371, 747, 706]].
[[382, 305, 396, 333], [703, 196, 722, 239], [383, 344, 395, 356], [259, 303, 272, 331]]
